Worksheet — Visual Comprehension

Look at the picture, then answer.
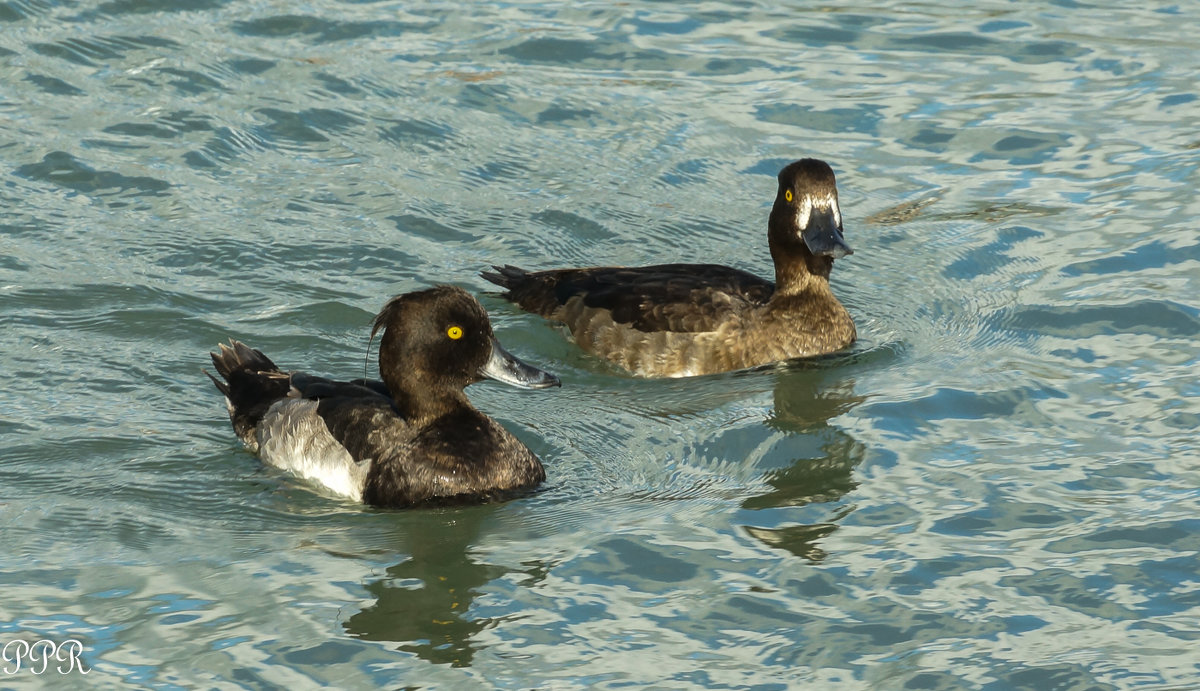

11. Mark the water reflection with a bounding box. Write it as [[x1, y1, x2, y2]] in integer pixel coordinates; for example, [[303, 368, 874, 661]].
[[741, 364, 867, 562], [343, 507, 548, 667]]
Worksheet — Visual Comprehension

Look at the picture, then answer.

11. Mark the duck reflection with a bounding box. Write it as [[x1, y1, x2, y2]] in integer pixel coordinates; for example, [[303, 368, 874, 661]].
[[740, 362, 867, 562], [343, 505, 548, 667]]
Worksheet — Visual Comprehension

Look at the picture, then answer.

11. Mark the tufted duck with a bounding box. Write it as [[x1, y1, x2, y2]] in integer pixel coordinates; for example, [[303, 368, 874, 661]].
[[207, 286, 560, 507], [481, 159, 856, 377]]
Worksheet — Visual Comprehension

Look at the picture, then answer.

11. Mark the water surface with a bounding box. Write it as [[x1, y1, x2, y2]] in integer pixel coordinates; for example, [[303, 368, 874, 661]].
[[2, 1, 1198, 688]]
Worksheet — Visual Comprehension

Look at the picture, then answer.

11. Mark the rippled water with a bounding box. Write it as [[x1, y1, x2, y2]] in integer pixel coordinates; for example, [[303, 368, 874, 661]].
[[3, 1, 1198, 688]]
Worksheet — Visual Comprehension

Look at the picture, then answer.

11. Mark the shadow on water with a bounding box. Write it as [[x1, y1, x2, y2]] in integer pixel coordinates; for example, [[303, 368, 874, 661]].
[[342, 505, 548, 668], [739, 359, 870, 562]]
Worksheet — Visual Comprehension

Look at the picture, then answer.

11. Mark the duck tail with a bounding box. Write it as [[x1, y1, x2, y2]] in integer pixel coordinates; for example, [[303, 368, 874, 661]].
[[479, 264, 530, 291], [481, 264, 570, 317], [206, 340, 292, 449]]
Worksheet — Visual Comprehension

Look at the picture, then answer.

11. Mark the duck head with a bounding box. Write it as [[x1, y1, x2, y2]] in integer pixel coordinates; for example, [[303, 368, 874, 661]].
[[372, 286, 560, 402], [768, 159, 852, 285]]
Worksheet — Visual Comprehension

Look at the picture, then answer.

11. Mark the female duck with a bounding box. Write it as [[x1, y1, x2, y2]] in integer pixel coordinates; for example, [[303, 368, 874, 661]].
[[207, 286, 560, 507], [482, 158, 856, 378]]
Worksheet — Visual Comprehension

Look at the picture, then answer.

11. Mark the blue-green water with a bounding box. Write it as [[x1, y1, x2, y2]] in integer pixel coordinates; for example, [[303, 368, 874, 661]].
[[3, 1, 1199, 688]]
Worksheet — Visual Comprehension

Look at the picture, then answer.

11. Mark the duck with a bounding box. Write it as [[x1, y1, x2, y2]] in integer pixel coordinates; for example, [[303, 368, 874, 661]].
[[481, 158, 856, 378], [206, 286, 560, 508]]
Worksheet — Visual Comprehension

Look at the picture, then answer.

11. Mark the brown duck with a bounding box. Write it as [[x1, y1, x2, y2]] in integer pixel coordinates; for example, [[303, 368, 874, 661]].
[[481, 159, 856, 378]]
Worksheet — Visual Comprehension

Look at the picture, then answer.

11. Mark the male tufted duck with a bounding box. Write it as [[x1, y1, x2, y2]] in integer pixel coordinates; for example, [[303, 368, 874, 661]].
[[482, 159, 856, 377], [207, 286, 560, 507]]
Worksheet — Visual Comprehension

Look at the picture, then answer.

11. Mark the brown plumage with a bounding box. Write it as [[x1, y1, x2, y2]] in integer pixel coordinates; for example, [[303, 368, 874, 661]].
[[481, 159, 856, 377]]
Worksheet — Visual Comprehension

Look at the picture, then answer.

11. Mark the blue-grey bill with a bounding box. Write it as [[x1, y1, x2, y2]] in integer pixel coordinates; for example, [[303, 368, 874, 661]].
[[801, 208, 853, 258], [480, 338, 561, 389]]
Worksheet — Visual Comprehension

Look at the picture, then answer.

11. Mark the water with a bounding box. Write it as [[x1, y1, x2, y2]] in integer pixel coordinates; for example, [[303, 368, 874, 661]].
[[2, 1, 1198, 688]]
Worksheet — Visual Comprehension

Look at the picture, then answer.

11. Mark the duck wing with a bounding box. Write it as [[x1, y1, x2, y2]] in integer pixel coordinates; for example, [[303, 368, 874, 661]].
[[289, 372, 392, 402], [483, 264, 774, 333], [285, 375, 415, 468]]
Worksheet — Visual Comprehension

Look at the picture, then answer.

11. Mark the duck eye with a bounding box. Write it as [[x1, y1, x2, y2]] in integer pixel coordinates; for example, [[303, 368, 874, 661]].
[[447, 326, 463, 340], [785, 189, 794, 203]]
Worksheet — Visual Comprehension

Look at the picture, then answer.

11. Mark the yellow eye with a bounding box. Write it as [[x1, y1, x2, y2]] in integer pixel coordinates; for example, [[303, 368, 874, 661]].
[[785, 189, 793, 202], [447, 326, 463, 340]]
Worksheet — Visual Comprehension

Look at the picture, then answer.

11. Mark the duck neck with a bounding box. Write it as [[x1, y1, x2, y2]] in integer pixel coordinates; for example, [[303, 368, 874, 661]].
[[768, 203, 837, 296], [380, 355, 468, 425], [770, 242, 833, 297]]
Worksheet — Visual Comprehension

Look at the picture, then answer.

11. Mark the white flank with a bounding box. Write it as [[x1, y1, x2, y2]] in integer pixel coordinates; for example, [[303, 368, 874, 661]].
[[256, 399, 369, 501]]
